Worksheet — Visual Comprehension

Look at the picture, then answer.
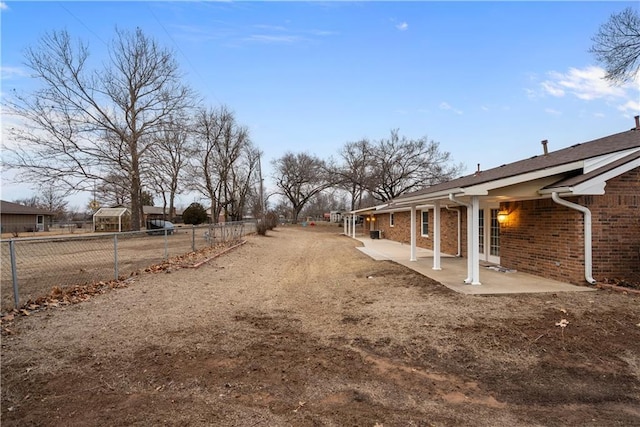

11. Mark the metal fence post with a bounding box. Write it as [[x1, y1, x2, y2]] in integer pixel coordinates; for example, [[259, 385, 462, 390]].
[[9, 240, 19, 309], [164, 229, 168, 259], [114, 234, 119, 280], [192, 225, 196, 252]]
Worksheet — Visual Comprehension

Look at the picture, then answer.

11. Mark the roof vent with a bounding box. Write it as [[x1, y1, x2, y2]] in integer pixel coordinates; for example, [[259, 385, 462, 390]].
[[635, 115, 639, 130], [541, 139, 549, 155]]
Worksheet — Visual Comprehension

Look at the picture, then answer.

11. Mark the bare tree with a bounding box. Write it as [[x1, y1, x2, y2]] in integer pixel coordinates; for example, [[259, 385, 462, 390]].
[[12, 196, 40, 208], [590, 7, 640, 84], [334, 139, 372, 211], [144, 114, 194, 221], [226, 145, 262, 221], [272, 152, 333, 224], [366, 130, 462, 203], [300, 190, 346, 220], [4, 28, 195, 230], [38, 187, 69, 220], [94, 170, 131, 207], [190, 106, 257, 222], [14, 188, 69, 220]]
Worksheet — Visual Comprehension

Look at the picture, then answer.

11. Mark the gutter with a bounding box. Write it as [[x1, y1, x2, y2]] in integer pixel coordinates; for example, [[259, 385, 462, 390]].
[[551, 192, 597, 285]]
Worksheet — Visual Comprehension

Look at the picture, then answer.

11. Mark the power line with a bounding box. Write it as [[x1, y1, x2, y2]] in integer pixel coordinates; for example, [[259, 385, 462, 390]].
[[145, 3, 223, 106], [57, 2, 108, 47]]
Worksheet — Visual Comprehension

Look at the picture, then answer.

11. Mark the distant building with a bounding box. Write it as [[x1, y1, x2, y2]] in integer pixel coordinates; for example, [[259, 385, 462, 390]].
[[93, 207, 132, 232], [142, 206, 183, 223], [0, 200, 54, 234], [329, 211, 343, 223]]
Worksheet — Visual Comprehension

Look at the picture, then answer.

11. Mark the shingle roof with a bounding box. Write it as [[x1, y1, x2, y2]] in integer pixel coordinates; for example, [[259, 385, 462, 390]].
[[94, 207, 130, 217], [0, 200, 55, 215], [395, 128, 640, 200], [544, 150, 640, 189]]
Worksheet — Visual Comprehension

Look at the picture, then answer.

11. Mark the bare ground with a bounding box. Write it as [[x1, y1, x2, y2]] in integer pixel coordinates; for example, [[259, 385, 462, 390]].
[[1, 225, 639, 426]]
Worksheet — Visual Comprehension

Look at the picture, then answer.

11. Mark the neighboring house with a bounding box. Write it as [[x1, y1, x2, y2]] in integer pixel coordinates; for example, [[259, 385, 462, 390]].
[[142, 206, 182, 223], [330, 211, 343, 223], [93, 207, 132, 232], [0, 200, 54, 234], [354, 117, 640, 286]]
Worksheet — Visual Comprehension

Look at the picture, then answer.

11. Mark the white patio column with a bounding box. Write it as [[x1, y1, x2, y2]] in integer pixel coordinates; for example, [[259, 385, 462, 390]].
[[448, 193, 473, 284], [343, 216, 347, 235], [433, 201, 441, 270], [464, 201, 474, 284], [352, 214, 356, 238], [410, 205, 417, 262], [470, 196, 481, 285]]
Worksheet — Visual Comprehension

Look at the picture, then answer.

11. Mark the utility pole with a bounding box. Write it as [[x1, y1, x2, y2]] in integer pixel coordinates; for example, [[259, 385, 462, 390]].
[[257, 153, 265, 219]]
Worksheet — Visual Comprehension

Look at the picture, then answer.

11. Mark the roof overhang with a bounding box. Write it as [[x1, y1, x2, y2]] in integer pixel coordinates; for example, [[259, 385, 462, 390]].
[[539, 155, 640, 196], [348, 204, 388, 215], [390, 160, 586, 207]]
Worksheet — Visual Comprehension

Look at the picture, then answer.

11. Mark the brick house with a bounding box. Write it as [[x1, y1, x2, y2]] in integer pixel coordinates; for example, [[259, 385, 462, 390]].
[[357, 118, 640, 286]]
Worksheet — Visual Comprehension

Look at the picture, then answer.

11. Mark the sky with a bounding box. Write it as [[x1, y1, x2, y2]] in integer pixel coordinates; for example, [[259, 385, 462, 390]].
[[1, 1, 639, 210]]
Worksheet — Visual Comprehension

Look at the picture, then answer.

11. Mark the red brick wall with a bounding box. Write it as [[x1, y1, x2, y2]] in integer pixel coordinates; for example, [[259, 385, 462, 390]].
[[500, 199, 585, 284], [374, 208, 464, 257], [585, 167, 640, 283], [501, 167, 640, 284]]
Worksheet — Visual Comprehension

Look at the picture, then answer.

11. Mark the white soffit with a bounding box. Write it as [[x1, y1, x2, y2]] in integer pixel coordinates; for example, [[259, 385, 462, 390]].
[[542, 155, 640, 196], [584, 147, 640, 173]]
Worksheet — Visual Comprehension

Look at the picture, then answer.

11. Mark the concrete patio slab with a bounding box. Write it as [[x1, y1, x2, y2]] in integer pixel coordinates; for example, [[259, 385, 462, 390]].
[[354, 236, 595, 295]]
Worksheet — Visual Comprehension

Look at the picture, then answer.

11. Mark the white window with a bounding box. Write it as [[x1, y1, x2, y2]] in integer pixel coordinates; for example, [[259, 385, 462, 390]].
[[390, 212, 395, 227], [421, 210, 429, 236]]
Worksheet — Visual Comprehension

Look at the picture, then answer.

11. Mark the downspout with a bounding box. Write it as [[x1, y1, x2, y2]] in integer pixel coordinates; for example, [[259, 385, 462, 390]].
[[449, 194, 473, 284], [551, 192, 597, 285], [445, 205, 461, 256]]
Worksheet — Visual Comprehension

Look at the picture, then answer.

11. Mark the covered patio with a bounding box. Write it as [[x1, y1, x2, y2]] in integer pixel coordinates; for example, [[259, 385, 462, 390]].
[[353, 236, 595, 295]]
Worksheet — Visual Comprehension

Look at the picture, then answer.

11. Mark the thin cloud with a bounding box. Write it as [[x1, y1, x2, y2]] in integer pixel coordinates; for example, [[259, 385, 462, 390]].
[[396, 22, 408, 31], [541, 66, 625, 100], [244, 34, 305, 44], [618, 99, 640, 113], [172, 20, 335, 46], [545, 108, 562, 116], [541, 81, 564, 98], [252, 24, 287, 32], [439, 102, 463, 115], [0, 2, 8, 11], [1, 66, 28, 80]]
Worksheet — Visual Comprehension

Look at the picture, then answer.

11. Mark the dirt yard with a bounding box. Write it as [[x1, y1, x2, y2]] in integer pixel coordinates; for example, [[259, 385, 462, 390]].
[[2, 225, 639, 426]]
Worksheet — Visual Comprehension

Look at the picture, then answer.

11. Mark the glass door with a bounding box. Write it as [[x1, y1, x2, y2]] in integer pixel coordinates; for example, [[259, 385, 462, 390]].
[[488, 208, 501, 264]]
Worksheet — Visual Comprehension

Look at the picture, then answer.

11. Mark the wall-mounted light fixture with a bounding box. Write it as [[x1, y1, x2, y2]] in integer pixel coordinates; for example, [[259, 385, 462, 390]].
[[497, 210, 509, 224]]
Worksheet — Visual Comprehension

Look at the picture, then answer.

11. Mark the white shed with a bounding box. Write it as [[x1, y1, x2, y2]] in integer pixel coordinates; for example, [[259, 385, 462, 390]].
[[93, 207, 132, 232]]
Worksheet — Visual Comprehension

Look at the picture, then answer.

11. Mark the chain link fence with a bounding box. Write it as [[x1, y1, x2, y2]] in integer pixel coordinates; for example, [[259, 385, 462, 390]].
[[0, 221, 256, 312]]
